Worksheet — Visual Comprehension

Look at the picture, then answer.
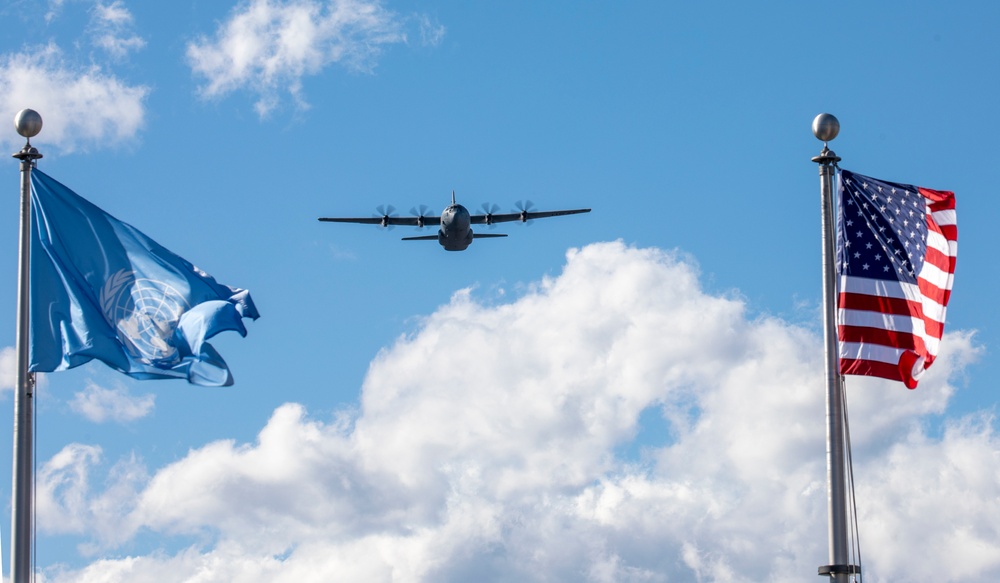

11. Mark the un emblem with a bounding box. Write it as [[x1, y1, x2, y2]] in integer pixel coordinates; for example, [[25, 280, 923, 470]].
[[100, 269, 189, 366]]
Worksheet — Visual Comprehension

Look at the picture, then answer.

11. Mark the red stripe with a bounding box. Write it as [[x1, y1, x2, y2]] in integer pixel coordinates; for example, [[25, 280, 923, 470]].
[[923, 246, 956, 275], [840, 358, 904, 383], [924, 317, 943, 340], [916, 277, 950, 307], [918, 187, 956, 207], [839, 325, 922, 353], [839, 292, 921, 317], [938, 224, 958, 241], [926, 217, 946, 239]]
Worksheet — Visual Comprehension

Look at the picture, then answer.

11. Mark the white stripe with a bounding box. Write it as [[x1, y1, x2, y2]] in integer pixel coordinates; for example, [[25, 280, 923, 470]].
[[925, 230, 956, 261], [839, 276, 921, 302], [918, 292, 947, 325], [840, 310, 941, 355], [931, 208, 957, 226], [839, 342, 904, 364], [841, 274, 948, 328], [839, 333, 940, 360], [839, 308, 926, 336], [918, 261, 954, 292]]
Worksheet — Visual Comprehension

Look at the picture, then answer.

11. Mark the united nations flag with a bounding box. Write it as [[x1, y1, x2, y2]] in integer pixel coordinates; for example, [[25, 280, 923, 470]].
[[29, 169, 259, 386]]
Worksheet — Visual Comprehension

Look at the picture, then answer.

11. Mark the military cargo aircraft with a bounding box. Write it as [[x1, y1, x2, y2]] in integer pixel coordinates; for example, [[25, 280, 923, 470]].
[[319, 192, 590, 252]]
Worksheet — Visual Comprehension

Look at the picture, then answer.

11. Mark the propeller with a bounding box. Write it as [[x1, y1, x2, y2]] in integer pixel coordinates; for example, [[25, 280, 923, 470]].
[[480, 203, 500, 227], [375, 204, 397, 229], [514, 200, 536, 225], [409, 205, 435, 229]]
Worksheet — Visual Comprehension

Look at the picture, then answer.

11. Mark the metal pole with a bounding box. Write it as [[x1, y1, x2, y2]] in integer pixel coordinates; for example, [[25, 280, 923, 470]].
[[11, 109, 42, 583], [811, 113, 856, 582]]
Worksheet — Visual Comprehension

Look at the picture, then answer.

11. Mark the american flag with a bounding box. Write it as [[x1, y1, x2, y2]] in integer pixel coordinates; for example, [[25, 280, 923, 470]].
[[836, 169, 957, 389]]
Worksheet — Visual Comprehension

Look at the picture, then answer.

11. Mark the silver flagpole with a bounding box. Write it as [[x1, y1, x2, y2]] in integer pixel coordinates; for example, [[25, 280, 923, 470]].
[[811, 114, 858, 582], [11, 109, 42, 583]]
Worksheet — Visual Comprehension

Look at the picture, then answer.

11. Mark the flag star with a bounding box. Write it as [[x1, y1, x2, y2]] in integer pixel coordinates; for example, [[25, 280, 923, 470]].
[[846, 219, 854, 227], [883, 265, 890, 272], [862, 263, 870, 270], [865, 242, 873, 249], [854, 251, 861, 258], [874, 253, 882, 261]]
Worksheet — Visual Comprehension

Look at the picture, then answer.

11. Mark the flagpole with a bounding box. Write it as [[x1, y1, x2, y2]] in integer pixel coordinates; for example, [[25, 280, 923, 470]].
[[11, 109, 42, 583], [811, 113, 858, 582]]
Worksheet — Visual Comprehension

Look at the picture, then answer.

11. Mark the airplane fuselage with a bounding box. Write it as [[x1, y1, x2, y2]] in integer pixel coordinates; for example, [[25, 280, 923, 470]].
[[438, 203, 474, 251]]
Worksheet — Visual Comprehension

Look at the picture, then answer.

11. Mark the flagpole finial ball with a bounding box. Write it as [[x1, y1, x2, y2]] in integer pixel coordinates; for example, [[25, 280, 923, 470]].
[[14, 109, 42, 139], [812, 113, 839, 142]]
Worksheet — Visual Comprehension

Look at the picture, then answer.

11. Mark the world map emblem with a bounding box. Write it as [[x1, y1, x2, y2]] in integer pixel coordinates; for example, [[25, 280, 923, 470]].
[[100, 269, 189, 366]]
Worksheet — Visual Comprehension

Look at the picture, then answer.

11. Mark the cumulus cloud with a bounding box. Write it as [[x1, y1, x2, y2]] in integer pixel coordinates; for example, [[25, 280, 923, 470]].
[[186, 0, 407, 117], [34, 242, 996, 582], [69, 381, 155, 423], [0, 44, 148, 153]]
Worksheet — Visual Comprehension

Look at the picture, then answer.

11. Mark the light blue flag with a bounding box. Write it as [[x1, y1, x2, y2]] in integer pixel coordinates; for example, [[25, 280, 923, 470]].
[[29, 169, 259, 386]]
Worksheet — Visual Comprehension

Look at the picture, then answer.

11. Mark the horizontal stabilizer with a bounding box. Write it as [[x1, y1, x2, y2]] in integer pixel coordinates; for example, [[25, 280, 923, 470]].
[[472, 233, 508, 239], [400, 235, 439, 241]]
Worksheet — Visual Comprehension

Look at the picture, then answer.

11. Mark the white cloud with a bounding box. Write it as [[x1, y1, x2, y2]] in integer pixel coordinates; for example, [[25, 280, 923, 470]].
[[0, 44, 148, 153], [90, 1, 146, 60], [36, 444, 147, 549], [34, 242, 996, 582], [45, 0, 69, 23], [415, 14, 445, 47], [0, 346, 15, 393], [69, 381, 155, 423], [186, 0, 407, 117]]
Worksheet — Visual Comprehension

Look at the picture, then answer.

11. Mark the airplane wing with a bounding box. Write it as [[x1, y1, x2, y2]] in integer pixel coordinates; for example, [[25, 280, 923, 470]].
[[401, 233, 509, 241], [469, 208, 591, 225], [317, 216, 442, 227]]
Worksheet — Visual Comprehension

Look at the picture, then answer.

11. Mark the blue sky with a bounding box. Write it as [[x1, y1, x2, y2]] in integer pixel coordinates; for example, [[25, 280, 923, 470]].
[[0, 1, 997, 581]]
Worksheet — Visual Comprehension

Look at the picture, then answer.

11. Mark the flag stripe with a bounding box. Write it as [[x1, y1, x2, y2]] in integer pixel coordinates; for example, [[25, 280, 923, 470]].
[[840, 358, 906, 383], [840, 327, 921, 353]]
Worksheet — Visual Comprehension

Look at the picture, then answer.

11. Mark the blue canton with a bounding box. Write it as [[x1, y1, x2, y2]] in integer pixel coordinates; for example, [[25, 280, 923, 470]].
[[837, 169, 927, 284]]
